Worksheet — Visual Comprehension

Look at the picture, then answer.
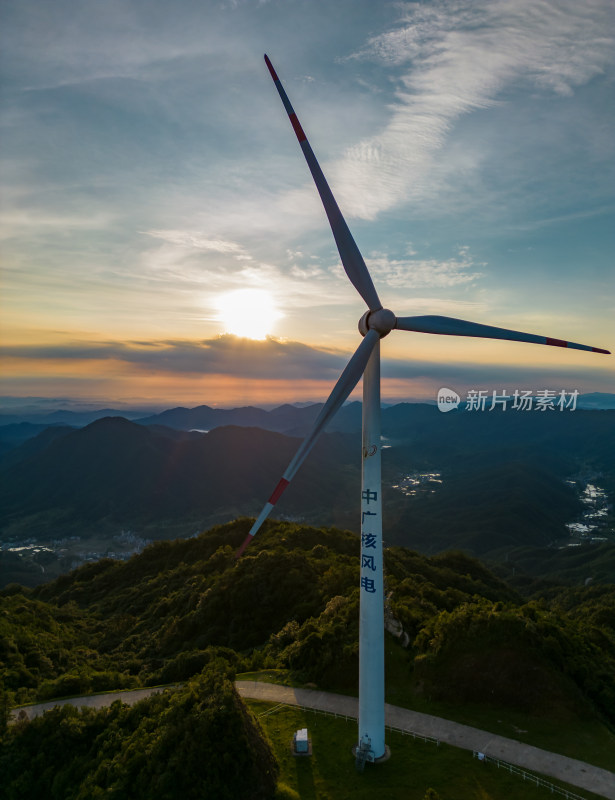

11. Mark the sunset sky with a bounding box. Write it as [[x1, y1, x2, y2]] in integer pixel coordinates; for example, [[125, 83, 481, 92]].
[[1, 0, 613, 409]]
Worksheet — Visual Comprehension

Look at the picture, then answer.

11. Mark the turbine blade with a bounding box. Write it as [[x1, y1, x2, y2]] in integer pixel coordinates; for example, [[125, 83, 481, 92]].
[[395, 315, 611, 354], [264, 54, 382, 313], [237, 328, 380, 557]]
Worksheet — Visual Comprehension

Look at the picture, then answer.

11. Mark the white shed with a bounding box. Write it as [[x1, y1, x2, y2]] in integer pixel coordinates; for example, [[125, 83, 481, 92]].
[[293, 728, 309, 754]]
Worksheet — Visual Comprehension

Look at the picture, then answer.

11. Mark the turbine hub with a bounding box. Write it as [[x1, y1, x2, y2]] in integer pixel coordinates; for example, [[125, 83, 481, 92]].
[[358, 308, 396, 338]]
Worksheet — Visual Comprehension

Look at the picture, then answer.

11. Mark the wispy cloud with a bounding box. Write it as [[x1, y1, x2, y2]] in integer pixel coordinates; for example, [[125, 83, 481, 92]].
[[367, 245, 483, 289], [330, 0, 615, 219], [0, 210, 116, 240], [1, 1, 222, 91], [138, 228, 360, 312], [144, 230, 253, 259]]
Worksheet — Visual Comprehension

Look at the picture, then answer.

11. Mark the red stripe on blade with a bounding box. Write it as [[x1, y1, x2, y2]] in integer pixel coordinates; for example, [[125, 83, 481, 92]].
[[289, 113, 307, 142], [546, 337, 567, 348], [235, 534, 253, 559], [592, 347, 611, 354], [269, 478, 290, 505], [264, 55, 278, 82]]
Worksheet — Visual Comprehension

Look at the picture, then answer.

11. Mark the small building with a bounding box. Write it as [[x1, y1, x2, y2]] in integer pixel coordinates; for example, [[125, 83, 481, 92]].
[[293, 728, 311, 756]]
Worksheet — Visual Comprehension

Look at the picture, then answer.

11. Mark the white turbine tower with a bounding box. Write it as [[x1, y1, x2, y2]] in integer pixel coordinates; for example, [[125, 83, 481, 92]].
[[236, 55, 610, 766]]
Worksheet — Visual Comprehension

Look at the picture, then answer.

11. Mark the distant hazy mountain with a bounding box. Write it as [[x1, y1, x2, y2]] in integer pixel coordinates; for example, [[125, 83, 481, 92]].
[[0, 422, 64, 457], [0, 424, 76, 465], [135, 401, 364, 435], [577, 392, 615, 410], [0, 418, 359, 534], [1, 408, 613, 565], [1, 393, 613, 434], [0, 407, 154, 426]]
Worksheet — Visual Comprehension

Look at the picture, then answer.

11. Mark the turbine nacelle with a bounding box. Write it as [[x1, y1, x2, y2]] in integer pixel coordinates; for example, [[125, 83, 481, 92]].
[[358, 308, 396, 338]]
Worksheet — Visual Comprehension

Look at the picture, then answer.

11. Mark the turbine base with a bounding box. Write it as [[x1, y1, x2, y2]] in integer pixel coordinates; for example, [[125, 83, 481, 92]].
[[352, 743, 391, 769]]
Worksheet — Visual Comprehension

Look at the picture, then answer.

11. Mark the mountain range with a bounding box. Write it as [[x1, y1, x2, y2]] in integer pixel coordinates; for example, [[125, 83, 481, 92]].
[[1, 391, 615, 431], [0, 418, 360, 541], [1, 404, 613, 576]]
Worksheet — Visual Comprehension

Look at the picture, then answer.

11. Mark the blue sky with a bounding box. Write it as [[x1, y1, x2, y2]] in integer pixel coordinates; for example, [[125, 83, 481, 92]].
[[1, 0, 613, 408]]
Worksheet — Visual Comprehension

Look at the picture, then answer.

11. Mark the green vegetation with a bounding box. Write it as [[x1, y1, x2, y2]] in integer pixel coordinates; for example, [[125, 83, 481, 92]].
[[1, 666, 278, 799], [247, 701, 605, 800], [1, 519, 614, 791], [383, 636, 615, 771]]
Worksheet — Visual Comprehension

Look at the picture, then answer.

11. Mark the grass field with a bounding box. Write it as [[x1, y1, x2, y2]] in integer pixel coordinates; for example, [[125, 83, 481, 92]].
[[238, 629, 615, 776], [247, 701, 606, 800]]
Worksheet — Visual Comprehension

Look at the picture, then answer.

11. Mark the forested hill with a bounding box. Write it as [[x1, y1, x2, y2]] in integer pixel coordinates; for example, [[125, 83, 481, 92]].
[[2, 670, 279, 800], [2, 520, 614, 797], [2, 520, 614, 724]]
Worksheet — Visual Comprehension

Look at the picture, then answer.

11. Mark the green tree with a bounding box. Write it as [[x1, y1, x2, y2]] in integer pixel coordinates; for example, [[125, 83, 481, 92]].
[[0, 665, 279, 800]]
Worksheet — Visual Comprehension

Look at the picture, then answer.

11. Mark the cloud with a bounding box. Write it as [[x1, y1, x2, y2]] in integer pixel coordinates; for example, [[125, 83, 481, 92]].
[[0, 336, 351, 380], [138, 227, 363, 311], [330, 0, 615, 219], [0, 210, 116, 240], [367, 246, 483, 289], [143, 230, 253, 259], [1, 0, 611, 401], [3, 332, 610, 396], [382, 353, 609, 388], [0, 1, 223, 91]]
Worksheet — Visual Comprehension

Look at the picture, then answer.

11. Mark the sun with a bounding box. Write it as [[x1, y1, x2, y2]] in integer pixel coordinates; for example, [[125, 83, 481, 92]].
[[215, 288, 281, 340]]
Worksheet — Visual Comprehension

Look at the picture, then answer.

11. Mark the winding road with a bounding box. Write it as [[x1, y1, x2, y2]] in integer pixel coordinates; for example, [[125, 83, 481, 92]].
[[11, 681, 614, 799]]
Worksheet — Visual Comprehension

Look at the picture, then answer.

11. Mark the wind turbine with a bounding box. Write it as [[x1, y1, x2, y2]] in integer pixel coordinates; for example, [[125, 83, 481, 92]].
[[236, 54, 610, 765]]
